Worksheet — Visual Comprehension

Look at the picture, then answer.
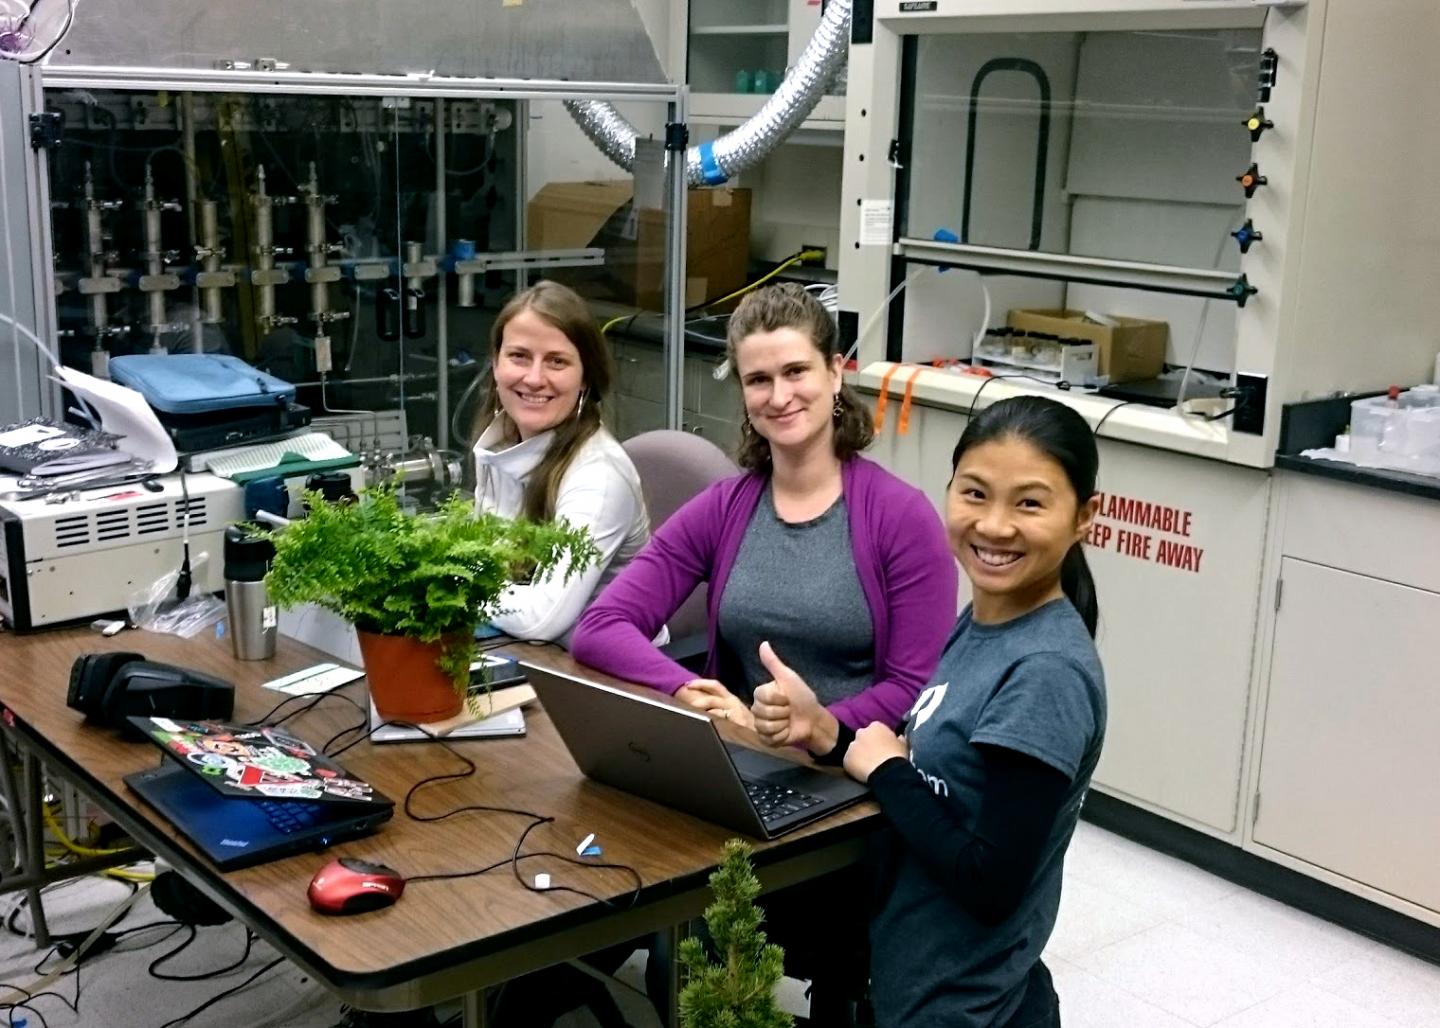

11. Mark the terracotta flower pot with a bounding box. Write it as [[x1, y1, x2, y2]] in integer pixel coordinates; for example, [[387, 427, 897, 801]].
[[356, 630, 464, 724]]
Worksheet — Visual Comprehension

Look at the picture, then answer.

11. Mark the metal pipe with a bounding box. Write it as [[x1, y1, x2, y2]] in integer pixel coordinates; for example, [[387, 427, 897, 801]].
[[139, 168, 178, 352], [198, 200, 223, 323], [664, 93, 688, 431], [253, 167, 274, 323], [21, 754, 50, 946], [250, 165, 295, 334], [82, 163, 109, 336], [182, 92, 202, 352], [304, 163, 328, 320], [435, 99, 449, 449]]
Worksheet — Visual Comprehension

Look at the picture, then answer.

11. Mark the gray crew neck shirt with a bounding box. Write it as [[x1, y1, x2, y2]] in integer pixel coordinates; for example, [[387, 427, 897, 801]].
[[870, 598, 1107, 1027], [715, 486, 875, 705]]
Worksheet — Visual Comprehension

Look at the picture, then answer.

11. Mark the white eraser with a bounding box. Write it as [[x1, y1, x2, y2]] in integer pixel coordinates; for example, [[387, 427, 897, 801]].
[[575, 833, 596, 857], [534, 873, 551, 890]]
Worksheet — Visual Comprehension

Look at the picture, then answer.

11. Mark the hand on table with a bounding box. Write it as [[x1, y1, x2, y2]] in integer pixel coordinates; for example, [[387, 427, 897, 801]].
[[675, 679, 755, 730], [843, 723, 909, 784]]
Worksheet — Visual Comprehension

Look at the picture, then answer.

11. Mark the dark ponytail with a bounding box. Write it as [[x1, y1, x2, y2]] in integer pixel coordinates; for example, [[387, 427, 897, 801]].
[[1059, 543, 1099, 638], [951, 396, 1101, 636]]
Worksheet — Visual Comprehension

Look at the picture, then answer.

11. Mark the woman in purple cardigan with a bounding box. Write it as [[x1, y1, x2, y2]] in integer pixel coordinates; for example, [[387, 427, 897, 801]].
[[572, 282, 956, 757]]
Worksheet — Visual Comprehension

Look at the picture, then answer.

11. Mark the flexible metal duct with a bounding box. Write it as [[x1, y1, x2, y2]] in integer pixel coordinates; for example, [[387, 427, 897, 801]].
[[564, 0, 851, 186]]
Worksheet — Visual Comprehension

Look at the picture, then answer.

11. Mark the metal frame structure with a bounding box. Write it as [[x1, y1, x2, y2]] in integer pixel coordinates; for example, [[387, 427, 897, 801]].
[[3, 64, 692, 439]]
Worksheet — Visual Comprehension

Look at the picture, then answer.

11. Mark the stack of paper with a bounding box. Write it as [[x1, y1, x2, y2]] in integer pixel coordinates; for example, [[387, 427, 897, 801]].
[[206, 433, 357, 482]]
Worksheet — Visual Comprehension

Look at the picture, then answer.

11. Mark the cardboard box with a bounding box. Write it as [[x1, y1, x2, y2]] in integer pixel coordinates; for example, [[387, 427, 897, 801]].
[[526, 180, 752, 311], [1006, 308, 1169, 383]]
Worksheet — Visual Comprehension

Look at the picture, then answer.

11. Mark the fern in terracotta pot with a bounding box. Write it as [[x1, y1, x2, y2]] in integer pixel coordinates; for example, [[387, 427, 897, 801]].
[[264, 481, 596, 723]]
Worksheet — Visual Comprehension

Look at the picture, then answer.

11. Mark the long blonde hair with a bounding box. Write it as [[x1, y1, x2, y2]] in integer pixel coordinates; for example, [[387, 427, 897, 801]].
[[475, 281, 615, 521]]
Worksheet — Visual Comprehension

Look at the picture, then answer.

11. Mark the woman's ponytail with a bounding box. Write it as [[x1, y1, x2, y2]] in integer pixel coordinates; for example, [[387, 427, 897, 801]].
[[1060, 543, 1099, 638]]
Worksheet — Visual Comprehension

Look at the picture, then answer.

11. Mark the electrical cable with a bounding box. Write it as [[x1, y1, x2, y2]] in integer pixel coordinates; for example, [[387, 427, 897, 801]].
[[686, 249, 822, 316], [41, 805, 130, 858], [156, 955, 286, 1028], [843, 265, 934, 367], [1092, 400, 1137, 439], [176, 470, 193, 600], [0, 881, 147, 1009], [148, 926, 256, 982], [966, 372, 1069, 422], [316, 704, 644, 908], [1175, 221, 1242, 414]]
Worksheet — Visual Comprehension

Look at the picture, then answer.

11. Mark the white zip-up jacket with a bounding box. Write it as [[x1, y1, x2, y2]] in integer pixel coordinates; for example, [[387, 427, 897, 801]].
[[473, 417, 651, 645]]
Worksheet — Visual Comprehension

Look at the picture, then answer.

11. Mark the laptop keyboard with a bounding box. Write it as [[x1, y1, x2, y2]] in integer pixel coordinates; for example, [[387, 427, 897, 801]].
[[743, 779, 825, 825], [256, 800, 325, 835]]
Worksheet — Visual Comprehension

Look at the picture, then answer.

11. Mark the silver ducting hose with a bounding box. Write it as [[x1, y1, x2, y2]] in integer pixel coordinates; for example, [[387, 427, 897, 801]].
[[564, 0, 851, 187]]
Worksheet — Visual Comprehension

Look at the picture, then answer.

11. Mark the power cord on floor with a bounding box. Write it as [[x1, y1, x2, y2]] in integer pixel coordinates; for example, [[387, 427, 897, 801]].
[[156, 955, 286, 1028], [148, 925, 255, 982]]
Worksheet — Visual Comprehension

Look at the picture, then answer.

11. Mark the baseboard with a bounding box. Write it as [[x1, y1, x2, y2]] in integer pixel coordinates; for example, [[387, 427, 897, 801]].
[[1081, 791, 1440, 966]]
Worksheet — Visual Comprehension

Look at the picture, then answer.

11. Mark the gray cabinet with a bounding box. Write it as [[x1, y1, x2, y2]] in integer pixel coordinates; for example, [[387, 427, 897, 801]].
[[610, 337, 742, 456], [1253, 556, 1440, 916]]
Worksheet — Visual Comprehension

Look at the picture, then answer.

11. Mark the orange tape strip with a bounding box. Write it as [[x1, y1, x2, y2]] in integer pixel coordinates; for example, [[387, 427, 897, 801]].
[[898, 366, 924, 435], [873, 363, 904, 432]]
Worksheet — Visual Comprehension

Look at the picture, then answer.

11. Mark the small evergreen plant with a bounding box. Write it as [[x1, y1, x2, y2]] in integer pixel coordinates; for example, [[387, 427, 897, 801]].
[[678, 839, 794, 1028], [264, 480, 597, 689]]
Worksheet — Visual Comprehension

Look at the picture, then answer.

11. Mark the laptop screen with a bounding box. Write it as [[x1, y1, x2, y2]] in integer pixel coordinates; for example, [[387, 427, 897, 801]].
[[128, 716, 391, 807]]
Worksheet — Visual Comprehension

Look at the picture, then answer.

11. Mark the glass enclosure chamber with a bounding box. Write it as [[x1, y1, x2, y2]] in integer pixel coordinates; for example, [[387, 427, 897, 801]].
[[28, 73, 687, 500]]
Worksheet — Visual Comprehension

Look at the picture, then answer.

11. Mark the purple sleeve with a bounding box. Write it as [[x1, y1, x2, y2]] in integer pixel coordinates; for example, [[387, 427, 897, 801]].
[[827, 489, 957, 731], [569, 485, 721, 695]]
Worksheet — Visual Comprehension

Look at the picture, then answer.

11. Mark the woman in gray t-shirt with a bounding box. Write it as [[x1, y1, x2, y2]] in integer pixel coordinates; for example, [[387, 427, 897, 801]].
[[754, 396, 1109, 1027]]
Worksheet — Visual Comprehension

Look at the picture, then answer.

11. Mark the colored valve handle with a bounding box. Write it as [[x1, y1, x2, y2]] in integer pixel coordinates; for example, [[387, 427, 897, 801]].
[[1227, 274, 1259, 309], [1231, 219, 1264, 254], [1245, 107, 1274, 142], [1237, 163, 1267, 198]]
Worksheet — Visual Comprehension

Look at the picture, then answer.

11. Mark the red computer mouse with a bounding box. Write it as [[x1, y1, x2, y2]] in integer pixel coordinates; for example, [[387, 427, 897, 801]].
[[307, 857, 406, 916]]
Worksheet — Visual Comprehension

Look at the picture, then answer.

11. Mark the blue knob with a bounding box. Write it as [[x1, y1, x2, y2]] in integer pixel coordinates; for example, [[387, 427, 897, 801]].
[[1231, 220, 1263, 255]]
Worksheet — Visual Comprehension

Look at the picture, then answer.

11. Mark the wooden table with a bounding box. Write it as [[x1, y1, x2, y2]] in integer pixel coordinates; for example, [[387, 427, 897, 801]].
[[0, 628, 879, 1026]]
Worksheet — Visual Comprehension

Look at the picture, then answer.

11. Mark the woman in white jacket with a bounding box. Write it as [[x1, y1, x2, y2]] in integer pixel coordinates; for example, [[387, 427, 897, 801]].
[[472, 281, 651, 644]]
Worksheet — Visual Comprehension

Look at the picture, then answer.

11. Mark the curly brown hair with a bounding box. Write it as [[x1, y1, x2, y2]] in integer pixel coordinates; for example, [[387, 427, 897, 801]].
[[725, 282, 873, 470]]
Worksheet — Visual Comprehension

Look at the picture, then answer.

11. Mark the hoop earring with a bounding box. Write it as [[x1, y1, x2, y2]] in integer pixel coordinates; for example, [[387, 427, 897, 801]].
[[574, 390, 587, 420], [832, 393, 844, 422]]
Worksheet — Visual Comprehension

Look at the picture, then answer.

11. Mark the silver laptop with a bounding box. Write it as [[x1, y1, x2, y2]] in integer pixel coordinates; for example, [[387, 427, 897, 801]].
[[522, 663, 870, 839]]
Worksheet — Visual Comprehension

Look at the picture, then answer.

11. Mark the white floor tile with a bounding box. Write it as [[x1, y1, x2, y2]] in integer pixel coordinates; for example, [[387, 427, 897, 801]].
[[1076, 921, 1298, 1026], [1212, 982, 1404, 1028], [1179, 888, 1369, 979], [1312, 943, 1440, 1027], [1044, 876, 1166, 962], [1064, 828, 1240, 920], [1048, 956, 1199, 1028]]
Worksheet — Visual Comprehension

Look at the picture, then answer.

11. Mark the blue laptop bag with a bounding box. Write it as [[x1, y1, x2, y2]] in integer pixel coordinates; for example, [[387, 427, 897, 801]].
[[109, 354, 297, 415]]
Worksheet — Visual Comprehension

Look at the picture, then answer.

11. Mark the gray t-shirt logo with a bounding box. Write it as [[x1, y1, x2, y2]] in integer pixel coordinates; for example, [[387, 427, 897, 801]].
[[909, 681, 948, 732]]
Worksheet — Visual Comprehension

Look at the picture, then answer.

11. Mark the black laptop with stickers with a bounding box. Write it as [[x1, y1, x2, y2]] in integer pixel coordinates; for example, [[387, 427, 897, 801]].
[[123, 716, 393, 870]]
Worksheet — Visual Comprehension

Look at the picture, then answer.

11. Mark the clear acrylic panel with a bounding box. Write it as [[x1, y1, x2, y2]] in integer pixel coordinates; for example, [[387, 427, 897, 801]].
[[904, 28, 1264, 272], [41, 85, 687, 475]]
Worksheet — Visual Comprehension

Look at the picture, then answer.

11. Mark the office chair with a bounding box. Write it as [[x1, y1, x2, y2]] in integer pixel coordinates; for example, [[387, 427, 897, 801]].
[[622, 429, 738, 669]]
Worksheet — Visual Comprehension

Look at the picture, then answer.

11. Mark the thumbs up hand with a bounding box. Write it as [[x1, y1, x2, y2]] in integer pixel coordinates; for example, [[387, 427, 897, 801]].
[[751, 641, 833, 751]]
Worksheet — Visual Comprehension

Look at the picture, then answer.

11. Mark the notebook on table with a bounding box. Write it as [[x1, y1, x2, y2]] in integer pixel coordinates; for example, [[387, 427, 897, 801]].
[[123, 717, 394, 870], [522, 663, 869, 840], [367, 655, 533, 743]]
